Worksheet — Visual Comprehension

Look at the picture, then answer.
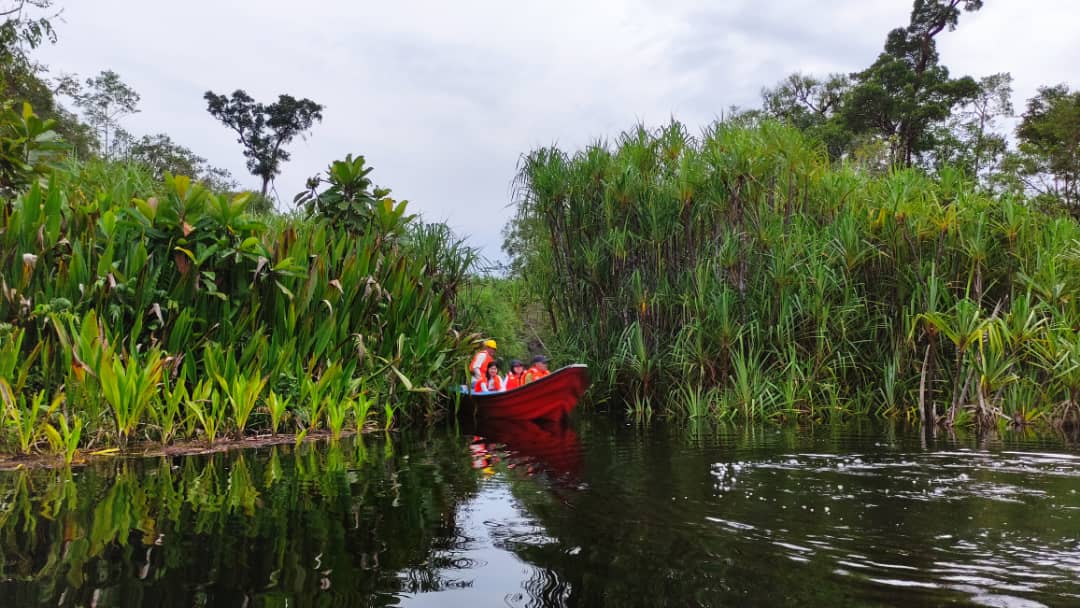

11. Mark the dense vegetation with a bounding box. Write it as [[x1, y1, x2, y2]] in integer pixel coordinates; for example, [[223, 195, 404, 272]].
[[510, 120, 1080, 427], [0, 110, 480, 459], [504, 0, 1080, 429], [0, 1, 497, 460], [751, 0, 1080, 215]]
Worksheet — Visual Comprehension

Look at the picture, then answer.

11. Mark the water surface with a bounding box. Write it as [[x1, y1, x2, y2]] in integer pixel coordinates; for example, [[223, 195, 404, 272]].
[[2, 417, 1078, 607]]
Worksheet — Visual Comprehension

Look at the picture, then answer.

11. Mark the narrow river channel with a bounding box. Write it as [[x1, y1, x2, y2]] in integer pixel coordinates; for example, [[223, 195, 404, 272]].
[[2, 415, 1078, 607]]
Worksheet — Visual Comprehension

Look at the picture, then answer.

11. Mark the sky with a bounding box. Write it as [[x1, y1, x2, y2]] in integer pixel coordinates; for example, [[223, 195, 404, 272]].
[[36, 0, 1080, 265]]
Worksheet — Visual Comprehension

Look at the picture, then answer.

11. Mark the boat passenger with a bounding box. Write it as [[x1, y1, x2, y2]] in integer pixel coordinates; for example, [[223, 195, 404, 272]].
[[504, 359, 526, 390], [473, 361, 505, 393], [523, 355, 551, 384], [469, 339, 497, 382]]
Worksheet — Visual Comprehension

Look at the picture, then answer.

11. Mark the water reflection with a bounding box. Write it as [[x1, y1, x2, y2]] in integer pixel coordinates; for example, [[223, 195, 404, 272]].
[[0, 434, 480, 607], [472, 418, 584, 481], [1, 420, 1079, 607]]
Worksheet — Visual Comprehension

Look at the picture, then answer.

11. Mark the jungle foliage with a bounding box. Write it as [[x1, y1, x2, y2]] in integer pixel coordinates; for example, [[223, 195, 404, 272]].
[[0, 106, 480, 459], [510, 120, 1080, 428]]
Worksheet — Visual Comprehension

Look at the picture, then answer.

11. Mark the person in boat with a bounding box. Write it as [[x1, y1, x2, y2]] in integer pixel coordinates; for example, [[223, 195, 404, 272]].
[[523, 354, 551, 384], [473, 361, 505, 393], [504, 359, 526, 390], [469, 339, 497, 383]]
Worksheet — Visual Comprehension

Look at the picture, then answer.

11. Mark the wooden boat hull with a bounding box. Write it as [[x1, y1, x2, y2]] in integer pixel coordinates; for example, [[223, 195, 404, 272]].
[[462, 364, 589, 422]]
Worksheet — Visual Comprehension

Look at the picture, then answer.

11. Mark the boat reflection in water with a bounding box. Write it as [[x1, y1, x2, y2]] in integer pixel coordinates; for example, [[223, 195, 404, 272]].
[[467, 417, 583, 481], [461, 364, 589, 482]]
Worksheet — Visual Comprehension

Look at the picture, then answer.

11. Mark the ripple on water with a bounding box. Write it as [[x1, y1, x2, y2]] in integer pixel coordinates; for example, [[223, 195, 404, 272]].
[[705, 448, 1080, 606]]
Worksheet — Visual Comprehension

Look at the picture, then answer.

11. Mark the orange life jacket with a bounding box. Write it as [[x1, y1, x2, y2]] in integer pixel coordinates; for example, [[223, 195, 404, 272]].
[[505, 371, 525, 391], [523, 366, 550, 384], [469, 349, 492, 378], [473, 375, 504, 393]]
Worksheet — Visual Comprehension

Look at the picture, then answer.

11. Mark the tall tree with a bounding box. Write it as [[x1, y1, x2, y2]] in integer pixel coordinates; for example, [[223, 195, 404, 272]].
[[1007, 85, 1080, 210], [72, 69, 140, 158], [761, 73, 850, 129], [932, 72, 1013, 186], [839, 0, 982, 167], [760, 72, 852, 159], [203, 90, 323, 198]]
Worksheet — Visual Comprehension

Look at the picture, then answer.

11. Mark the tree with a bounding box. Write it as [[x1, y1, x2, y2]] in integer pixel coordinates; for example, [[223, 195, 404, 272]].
[[203, 89, 323, 198], [1008, 85, 1080, 210], [0, 2, 97, 157], [73, 70, 140, 158], [932, 73, 1013, 186], [839, 0, 982, 167], [126, 132, 237, 191], [761, 72, 852, 159], [0, 0, 56, 69], [761, 73, 850, 128]]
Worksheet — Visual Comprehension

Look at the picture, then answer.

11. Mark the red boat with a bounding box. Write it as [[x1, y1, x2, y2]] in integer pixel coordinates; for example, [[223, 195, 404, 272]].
[[462, 364, 590, 422]]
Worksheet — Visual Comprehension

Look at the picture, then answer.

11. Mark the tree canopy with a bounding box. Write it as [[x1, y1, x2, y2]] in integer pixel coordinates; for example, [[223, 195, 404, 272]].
[[1012, 85, 1080, 209], [71, 69, 139, 157], [204, 90, 323, 198], [838, 0, 982, 166]]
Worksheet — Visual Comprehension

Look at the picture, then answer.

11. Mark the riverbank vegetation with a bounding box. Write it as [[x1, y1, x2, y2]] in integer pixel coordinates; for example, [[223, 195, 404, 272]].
[[0, 116, 480, 460], [505, 1, 1080, 430], [509, 120, 1080, 428], [0, 2, 492, 460]]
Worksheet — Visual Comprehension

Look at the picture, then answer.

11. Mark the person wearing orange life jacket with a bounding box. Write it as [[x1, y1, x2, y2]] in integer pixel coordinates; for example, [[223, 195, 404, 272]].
[[473, 361, 504, 393], [523, 354, 551, 385], [469, 339, 497, 383], [504, 359, 526, 390]]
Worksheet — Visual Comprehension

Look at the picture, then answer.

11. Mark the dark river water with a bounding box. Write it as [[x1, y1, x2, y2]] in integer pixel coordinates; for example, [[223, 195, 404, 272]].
[[2, 415, 1079, 607]]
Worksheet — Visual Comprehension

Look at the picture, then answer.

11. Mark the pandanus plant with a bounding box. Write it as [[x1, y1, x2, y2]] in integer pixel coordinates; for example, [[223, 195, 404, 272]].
[[511, 118, 1080, 426]]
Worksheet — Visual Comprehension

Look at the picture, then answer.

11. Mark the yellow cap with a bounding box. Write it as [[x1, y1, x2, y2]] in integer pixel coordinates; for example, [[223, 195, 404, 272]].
[[483, 339, 497, 349]]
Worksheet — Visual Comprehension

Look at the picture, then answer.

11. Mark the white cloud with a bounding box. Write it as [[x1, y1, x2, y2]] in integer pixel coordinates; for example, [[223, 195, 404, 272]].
[[37, 0, 1080, 263]]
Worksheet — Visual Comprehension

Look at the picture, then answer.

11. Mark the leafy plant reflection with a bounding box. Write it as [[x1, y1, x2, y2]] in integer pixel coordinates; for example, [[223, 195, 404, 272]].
[[0, 433, 479, 607]]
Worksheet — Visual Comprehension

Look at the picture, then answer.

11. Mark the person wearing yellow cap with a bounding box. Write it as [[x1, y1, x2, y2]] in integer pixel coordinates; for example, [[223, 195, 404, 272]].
[[469, 339, 497, 384]]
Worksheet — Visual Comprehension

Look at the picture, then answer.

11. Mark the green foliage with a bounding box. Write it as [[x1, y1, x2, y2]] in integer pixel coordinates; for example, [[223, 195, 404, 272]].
[[456, 277, 531, 360], [761, 1, 986, 170], [42, 411, 82, 465], [0, 108, 478, 455], [760, 72, 853, 159], [0, 380, 59, 455], [219, 371, 267, 436], [932, 73, 1014, 186], [1012, 84, 1080, 210], [298, 153, 414, 237], [265, 390, 289, 435], [0, 101, 65, 194], [124, 132, 237, 191], [510, 119, 1080, 428], [98, 347, 165, 447], [70, 70, 140, 158], [840, 0, 982, 167]]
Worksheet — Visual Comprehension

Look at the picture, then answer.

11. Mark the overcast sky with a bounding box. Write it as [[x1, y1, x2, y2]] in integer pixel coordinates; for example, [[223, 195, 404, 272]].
[[37, 0, 1080, 264]]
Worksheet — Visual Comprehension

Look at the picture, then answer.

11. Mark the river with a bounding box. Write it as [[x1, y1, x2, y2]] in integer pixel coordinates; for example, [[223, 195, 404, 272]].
[[1, 415, 1078, 607]]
